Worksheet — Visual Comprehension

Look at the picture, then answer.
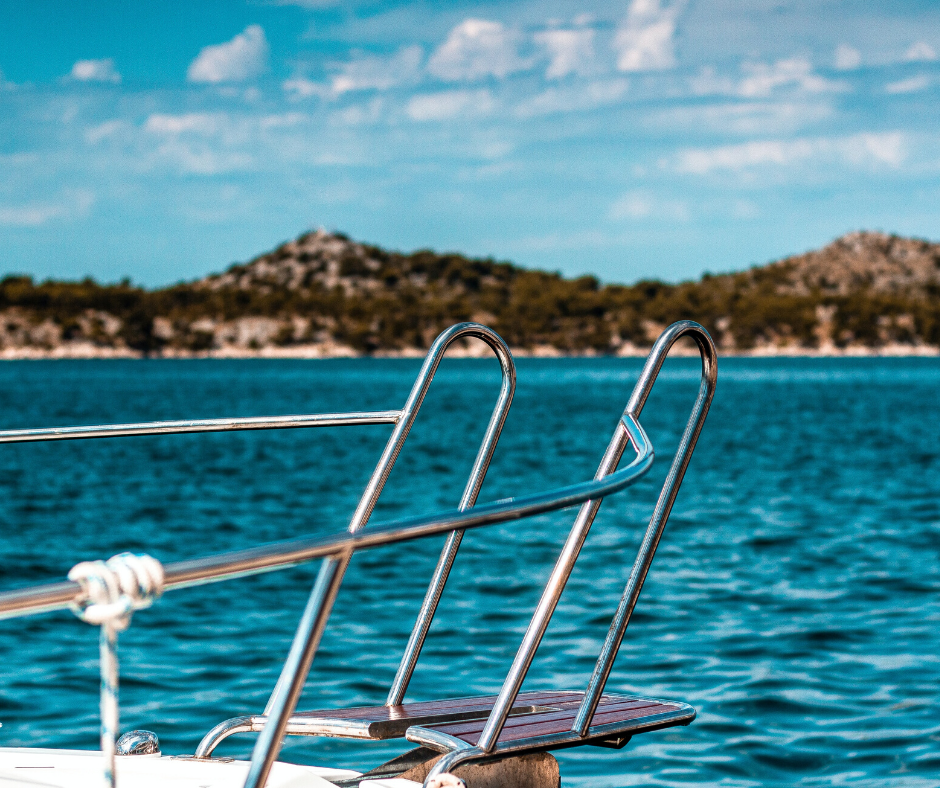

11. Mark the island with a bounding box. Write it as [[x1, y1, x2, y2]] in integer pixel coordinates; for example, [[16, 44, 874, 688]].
[[1, 229, 938, 358]]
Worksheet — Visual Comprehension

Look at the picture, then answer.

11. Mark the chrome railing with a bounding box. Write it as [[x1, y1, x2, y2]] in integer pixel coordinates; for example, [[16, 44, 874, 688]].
[[0, 412, 402, 443], [255, 322, 516, 730], [423, 320, 716, 784], [0, 320, 716, 788]]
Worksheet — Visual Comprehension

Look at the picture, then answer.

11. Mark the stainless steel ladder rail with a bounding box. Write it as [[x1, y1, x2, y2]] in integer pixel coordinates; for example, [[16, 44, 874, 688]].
[[391, 325, 516, 706], [573, 321, 716, 735], [255, 323, 516, 747], [419, 320, 717, 781]]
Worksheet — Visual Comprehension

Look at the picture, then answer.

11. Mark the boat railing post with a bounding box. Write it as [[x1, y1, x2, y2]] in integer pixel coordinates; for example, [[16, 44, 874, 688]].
[[247, 323, 516, 788], [475, 320, 715, 753], [572, 321, 717, 737], [386, 327, 515, 707], [471, 420, 637, 752], [261, 324, 514, 719], [241, 552, 346, 788], [472, 409, 655, 754]]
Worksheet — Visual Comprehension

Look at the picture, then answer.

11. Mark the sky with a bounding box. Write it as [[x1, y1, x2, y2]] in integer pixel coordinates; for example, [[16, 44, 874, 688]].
[[0, 0, 938, 287]]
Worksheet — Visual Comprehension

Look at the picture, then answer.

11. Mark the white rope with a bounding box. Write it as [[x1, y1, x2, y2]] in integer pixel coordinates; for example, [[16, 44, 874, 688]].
[[68, 553, 164, 788], [426, 775, 466, 788]]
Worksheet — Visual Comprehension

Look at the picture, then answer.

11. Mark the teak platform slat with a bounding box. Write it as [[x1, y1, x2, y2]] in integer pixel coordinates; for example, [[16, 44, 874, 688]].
[[405, 693, 695, 753], [288, 691, 583, 739], [285, 691, 694, 754]]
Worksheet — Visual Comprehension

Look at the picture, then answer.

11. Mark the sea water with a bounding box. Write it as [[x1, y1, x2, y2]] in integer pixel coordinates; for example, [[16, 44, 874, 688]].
[[0, 356, 937, 787]]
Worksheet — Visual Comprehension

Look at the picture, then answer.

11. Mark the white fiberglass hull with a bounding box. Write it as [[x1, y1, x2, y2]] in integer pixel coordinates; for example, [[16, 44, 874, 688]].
[[0, 748, 374, 788]]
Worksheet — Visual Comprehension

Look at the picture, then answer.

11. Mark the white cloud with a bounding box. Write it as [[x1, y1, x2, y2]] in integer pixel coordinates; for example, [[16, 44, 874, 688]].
[[834, 44, 861, 70], [842, 132, 906, 166], [406, 89, 495, 121], [905, 41, 937, 62], [84, 119, 126, 144], [258, 112, 307, 130], [694, 59, 843, 98], [676, 139, 805, 173], [688, 66, 734, 95], [283, 47, 422, 99], [69, 58, 121, 83], [144, 113, 219, 135], [649, 101, 833, 136], [534, 27, 595, 79], [331, 45, 422, 95], [282, 77, 326, 99], [609, 191, 688, 221], [141, 113, 254, 174], [675, 132, 906, 174], [428, 19, 527, 81], [154, 144, 252, 176], [737, 58, 838, 97], [610, 192, 651, 219], [515, 78, 628, 118], [282, 47, 422, 100], [885, 74, 931, 94], [187, 25, 268, 84], [613, 0, 679, 72], [334, 97, 384, 125], [0, 191, 94, 226], [0, 204, 63, 226]]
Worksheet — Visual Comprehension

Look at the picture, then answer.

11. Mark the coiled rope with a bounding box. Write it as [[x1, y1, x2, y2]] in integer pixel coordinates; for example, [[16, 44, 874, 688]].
[[68, 553, 164, 788]]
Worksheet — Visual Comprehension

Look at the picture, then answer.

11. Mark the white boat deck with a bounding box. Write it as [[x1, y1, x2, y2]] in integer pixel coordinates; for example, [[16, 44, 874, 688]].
[[0, 749, 360, 788]]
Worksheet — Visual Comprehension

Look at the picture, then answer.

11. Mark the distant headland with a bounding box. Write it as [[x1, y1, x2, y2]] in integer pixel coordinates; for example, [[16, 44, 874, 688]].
[[2, 229, 939, 358]]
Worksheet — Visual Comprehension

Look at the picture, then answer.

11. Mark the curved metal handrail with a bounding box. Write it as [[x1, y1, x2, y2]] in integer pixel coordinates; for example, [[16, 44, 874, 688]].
[[0, 414, 652, 620], [0, 414, 651, 620], [258, 322, 516, 723], [424, 319, 717, 784], [573, 320, 716, 735], [0, 412, 402, 443]]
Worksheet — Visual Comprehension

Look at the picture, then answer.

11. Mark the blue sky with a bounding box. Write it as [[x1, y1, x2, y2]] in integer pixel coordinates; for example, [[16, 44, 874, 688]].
[[0, 0, 938, 286]]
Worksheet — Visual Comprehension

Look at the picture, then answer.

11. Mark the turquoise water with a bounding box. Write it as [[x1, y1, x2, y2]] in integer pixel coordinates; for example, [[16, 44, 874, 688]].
[[0, 357, 938, 787]]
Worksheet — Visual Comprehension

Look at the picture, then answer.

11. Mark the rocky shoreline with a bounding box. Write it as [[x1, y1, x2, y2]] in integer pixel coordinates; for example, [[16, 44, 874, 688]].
[[3, 339, 938, 360]]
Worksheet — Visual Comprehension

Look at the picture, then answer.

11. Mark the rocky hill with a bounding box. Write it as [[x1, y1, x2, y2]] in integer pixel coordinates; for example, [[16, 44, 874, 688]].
[[755, 232, 940, 297], [1, 229, 939, 358]]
